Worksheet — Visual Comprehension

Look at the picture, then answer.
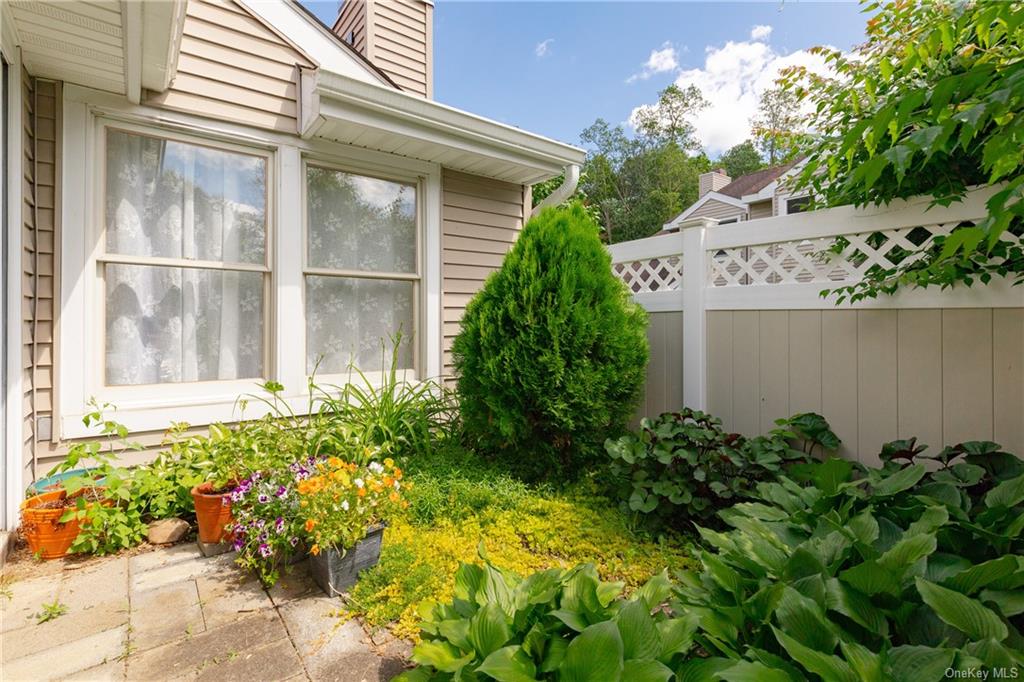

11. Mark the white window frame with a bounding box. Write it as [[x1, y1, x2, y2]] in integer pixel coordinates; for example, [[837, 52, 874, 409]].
[[59, 87, 442, 439], [96, 123, 275, 395], [301, 159, 423, 386]]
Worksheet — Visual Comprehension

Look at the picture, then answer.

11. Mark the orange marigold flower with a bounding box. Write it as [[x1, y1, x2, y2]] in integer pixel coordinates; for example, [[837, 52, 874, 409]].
[[389, 491, 400, 503], [305, 519, 316, 532], [327, 457, 342, 469], [310, 544, 320, 556], [383, 476, 394, 486], [393, 468, 403, 480], [357, 488, 367, 498]]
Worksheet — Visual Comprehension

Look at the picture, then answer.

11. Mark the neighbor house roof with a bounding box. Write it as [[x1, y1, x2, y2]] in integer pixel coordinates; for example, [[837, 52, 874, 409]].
[[717, 159, 799, 199]]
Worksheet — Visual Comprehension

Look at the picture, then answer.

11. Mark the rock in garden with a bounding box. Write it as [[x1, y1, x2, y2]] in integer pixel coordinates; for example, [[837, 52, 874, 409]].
[[147, 518, 189, 545]]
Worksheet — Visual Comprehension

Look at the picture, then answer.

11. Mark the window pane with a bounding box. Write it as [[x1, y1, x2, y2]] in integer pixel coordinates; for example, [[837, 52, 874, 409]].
[[306, 167, 416, 273], [305, 276, 414, 374], [105, 130, 267, 264], [105, 264, 263, 385]]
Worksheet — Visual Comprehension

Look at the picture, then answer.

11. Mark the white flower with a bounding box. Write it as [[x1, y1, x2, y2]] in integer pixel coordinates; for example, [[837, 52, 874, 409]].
[[369, 462, 384, 474], [393, 481, 401, 490], [341, 500, 350, 511], [354, 478, 365, 488]]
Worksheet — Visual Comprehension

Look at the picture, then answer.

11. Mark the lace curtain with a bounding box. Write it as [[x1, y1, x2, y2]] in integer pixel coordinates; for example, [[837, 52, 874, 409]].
[[305, 167, 416, 374], [104, 130, 266, 385]]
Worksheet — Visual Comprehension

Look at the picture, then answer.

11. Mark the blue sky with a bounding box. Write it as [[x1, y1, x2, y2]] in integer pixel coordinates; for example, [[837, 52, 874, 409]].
[[300, 2, 868, 156]]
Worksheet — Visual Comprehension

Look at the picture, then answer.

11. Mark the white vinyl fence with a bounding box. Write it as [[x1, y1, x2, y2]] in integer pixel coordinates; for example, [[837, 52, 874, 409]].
[[608, 186, 1024, 465]]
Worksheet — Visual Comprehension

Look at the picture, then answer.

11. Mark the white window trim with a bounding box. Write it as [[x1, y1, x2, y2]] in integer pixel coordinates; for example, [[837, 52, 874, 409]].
[[59, 88, 442, 439]]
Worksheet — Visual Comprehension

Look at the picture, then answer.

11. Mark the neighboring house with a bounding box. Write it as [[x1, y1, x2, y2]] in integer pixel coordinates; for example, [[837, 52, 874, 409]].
[[0, 0, 584, 535], [661, 161, 807, 232]]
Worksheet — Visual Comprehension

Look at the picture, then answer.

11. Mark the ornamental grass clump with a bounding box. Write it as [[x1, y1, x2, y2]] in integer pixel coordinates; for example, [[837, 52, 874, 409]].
[[297, 455, 409, 557], [452, 203, 648, 480]]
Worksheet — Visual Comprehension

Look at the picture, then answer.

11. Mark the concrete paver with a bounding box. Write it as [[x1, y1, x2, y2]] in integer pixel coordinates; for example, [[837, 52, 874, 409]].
[[2, 544, 408, 681], [2, 624, 128, 682], [129, 580, 206, 652]]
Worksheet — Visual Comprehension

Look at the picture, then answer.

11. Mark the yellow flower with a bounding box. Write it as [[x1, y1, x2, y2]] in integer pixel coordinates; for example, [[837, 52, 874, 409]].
[[310, 544, 320, 556], [305, 519, 317, 532], [327, 457, 342, 469], [384, 458, 395, 468]]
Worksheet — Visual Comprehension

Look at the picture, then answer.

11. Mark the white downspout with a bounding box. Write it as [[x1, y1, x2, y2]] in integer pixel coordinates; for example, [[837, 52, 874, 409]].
[[530, 164, 580, 217]]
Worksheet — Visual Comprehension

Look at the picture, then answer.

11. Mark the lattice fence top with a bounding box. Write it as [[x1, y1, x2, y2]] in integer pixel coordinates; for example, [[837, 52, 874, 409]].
[[707, 221, 965, 287], [613, 255, 683, 293]]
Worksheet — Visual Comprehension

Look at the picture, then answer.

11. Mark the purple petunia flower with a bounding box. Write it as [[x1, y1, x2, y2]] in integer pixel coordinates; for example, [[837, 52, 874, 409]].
[[259, 543, 272, 558], [233, 537, 244, 551], [289, 537, 299, 547], [275, 517, 285, 534], [276, 486, 288, 499], [259, 532, 268, 542], [257, 494, 270, 504]]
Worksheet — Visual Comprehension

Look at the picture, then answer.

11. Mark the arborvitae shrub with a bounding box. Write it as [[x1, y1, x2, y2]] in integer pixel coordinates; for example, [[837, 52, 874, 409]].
[[452, 203, 648, 479]]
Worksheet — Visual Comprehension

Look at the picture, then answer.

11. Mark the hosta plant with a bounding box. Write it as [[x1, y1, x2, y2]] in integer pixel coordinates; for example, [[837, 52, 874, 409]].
[[397, 552, 697, 681], [669, 442, 1024, 681], [604, 409, 826, 530]]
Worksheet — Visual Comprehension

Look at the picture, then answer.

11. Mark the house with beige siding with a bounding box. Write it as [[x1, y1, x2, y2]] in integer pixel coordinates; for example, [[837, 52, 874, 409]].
[[662, 161, 806, 231], [0, 0, 584, 538]]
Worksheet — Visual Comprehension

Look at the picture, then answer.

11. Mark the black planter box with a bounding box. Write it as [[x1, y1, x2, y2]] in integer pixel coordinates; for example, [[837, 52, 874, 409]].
[[308, 523, 386, 596]]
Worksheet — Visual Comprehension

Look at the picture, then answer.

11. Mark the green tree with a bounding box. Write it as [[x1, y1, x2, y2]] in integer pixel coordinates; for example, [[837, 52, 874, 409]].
[[577, 85, 711, 244], [452, 204, 648, 480], [750, 86, 806, 164], [716, 140, 765, 178], [781, 0, 1024, 300]]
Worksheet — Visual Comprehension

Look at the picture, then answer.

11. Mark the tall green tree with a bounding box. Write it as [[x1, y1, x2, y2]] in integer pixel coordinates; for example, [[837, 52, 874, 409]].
[[781, 0, 1024, 300], [750, 86, 806, 164], [716, 140, 765, 179], [577, 85, 711, 244]]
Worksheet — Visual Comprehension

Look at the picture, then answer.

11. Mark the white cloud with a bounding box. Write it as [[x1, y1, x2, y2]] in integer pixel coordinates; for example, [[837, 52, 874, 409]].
[[627, 42, 680, 83], [629, 37, 833, 155], [750, 24, 773, 41], [535, 38, 554, 58]]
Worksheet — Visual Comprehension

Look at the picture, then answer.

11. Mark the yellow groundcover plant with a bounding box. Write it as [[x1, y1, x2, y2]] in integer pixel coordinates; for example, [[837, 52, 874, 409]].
[[297, 456, 409, 554]]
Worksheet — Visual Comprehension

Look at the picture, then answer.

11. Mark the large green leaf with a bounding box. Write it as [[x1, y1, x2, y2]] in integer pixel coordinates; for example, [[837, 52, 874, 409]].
[[635, 570, 672, 610], [775, 586, 837, 654], [559, 621, 624, 682], [410, 640, 475, 674], [676, 658, 734, 682], [825, 578, 889, 637], [985, 472, 1024, 508], [945, 556, 1021, 594], [872, 464, 927, 496], [656, 613, 698, 661], [840, 559, 900, 596], [615, 600, 661, 660], [469, 602, 511, 658], [715, 661, 791, 682], [839, 640, 884, 682], [771, 626, 857, 682], [886, 645, 955, 682], [437, 618, 472, 652], [979, 589, 1024, 617], [915, 578, 1009, 642], [477, 646, 537, 682], [455, 564, 486, 601], [878, 532, 937, 575], [621, 659, 674, 682]]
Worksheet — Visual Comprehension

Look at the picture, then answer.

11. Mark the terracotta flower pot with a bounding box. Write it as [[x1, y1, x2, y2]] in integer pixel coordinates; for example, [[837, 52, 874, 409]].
[[192, 482, 235, 544], [20, 488, 110, 560]]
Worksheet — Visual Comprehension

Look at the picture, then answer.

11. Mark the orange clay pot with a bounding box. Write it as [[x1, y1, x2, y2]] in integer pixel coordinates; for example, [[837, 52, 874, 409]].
[[20, 488, 110, 560], [192, 482, 235, 544]]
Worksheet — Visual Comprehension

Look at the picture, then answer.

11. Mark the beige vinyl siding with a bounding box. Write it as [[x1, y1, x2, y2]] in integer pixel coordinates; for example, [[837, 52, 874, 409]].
[[145, 0, 314, 133], [441, 169, 525, 375], [368, 0, 431, 98], [748, 200, 772, 220], [334, 0, 368, 53], [703, 309, 1024, 465], [22, 75, 60, 483], [689, 198, 745, 222], [635, 312, 683, 423]]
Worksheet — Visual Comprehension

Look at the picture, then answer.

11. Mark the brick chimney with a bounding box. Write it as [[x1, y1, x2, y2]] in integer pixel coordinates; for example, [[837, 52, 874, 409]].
[[333, 0, 433, 98], [699, 168, 731, 197]]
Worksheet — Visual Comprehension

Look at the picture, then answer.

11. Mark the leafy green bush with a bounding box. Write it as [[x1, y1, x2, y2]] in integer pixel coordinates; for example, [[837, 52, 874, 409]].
[[453, 204, 648, 479], [668, 441, 1024, 680], [397, 554, 696, 681], [605, 409, 826, 530]]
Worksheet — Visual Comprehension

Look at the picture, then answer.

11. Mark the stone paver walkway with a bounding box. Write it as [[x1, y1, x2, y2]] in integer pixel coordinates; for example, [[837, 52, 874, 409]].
[[1, 544, 409, 681]]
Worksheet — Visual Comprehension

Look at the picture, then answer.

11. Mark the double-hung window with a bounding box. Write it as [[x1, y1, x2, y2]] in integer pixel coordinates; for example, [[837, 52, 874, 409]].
[[304, 164, 419, 378], [101, 128, 269, 387]]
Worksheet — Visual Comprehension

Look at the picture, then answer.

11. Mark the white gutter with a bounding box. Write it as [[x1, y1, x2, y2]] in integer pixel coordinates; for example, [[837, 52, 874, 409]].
[[530, 163, 581, 217]]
